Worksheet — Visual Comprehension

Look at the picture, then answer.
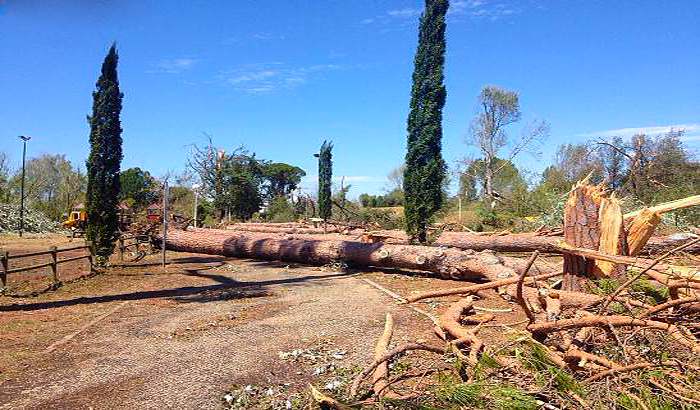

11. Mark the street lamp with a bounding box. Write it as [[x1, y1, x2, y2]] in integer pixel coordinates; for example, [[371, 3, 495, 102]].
[[18, 135, 31, 237], [192, 184, 200, 228]]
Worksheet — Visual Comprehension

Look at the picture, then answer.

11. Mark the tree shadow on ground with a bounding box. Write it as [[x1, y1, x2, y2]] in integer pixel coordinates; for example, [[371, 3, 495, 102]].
[[0, 270, 358, 312]]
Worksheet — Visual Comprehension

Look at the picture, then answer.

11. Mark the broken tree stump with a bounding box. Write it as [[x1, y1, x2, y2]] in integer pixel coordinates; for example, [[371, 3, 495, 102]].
[[561, 180, 628, 291]]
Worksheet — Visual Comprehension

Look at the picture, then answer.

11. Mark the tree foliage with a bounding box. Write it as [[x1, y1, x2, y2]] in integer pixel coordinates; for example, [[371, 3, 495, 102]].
[[0, 152, 10, 203], [262, 163, 306, 199], [11, 154, 86, 221], [85, 44, 123, 260], [403, 0, 449, 244], [119, 167, 157, 208], [317, 140, 333, 222], [188, 139, 265, 221]]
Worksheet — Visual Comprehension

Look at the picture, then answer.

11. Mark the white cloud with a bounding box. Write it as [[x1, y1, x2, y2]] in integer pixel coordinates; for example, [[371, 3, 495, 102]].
[[387, 8, 421, 18], [148, 58, 198, 74], [252, 32, 286, 41], [361, 0, 522, 29], [220, 63, 343, 93], [579, 124, 700, 139], [226, 70, 276, 84]]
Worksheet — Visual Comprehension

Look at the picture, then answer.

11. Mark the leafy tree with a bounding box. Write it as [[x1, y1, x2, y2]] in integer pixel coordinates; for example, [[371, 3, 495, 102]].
[[0, 152, 10, 203], [403, 0, 449, 244], [266, 196, 296, 222], [85, 44, 123, 261], [6, 154, 85, 220], [224, 152, 264, 220], [119, 167, 157, 208], [188, 138, 265, 221], [262, 163, 306, 198], [466, 86, 549, 208], [316, 140, 333, 222]]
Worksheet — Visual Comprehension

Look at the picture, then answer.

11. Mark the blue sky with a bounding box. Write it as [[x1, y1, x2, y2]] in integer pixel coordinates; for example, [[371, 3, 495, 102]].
[[1, 0, 698, 197]]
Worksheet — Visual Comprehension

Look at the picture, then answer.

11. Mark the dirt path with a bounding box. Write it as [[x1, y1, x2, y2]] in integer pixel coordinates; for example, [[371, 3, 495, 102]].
[[0, 256, 430, 409]]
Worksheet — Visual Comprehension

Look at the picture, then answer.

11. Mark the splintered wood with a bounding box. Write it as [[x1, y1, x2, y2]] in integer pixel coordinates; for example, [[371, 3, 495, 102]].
[[562, 180, 628, 291]]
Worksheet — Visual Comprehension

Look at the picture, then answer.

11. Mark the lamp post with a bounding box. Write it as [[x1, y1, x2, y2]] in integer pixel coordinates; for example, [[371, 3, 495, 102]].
[[18, 135, 31, 237], [192, 184, 200, 228]]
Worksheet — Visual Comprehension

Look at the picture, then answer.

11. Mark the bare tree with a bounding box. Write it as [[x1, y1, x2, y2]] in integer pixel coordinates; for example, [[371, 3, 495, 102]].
[[466, 86, 549, 208], [385, 164, 405, 193]]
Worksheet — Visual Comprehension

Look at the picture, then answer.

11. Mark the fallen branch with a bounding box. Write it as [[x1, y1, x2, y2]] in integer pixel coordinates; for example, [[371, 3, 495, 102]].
[[600, 237, 700, 310], [371, 313, 394, 398], [637, 296, 700, 318], [585, 361, 688, 382], [348, 343, 445, 399], [404, 271, 560, 303], [439, 297, 483, 366], [515, 251, 540, 324], [528, 315, 700, 353]]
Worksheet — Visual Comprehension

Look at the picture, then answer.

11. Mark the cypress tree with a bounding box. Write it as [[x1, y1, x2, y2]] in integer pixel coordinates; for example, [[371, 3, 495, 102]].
[[317, 140, 333, 222], [85, 44, 123, 263], [403, 0, 448, 243]]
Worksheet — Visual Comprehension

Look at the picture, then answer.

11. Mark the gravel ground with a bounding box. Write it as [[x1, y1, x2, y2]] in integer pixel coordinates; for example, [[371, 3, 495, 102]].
[[0, 258, 427, 409]]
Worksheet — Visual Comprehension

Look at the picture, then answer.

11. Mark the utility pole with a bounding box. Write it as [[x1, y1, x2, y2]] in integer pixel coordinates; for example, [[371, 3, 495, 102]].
[[18, 136, 31, 237], [192, 184, 200, 228], [162, 178, 169, 269]]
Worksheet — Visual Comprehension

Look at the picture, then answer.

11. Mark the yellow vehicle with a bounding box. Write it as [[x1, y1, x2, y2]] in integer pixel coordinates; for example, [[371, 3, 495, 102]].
[[62, 210, 87, 234]]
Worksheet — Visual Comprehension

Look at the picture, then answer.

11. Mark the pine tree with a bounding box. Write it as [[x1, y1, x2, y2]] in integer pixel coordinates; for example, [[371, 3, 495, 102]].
[[317, 140, 333, 222], [85, 44, 123, 262], [403, 0, 448, 243]]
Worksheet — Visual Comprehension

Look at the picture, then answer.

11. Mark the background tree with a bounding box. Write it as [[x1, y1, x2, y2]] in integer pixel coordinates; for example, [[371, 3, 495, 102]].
[[85, 44, 123, 261], [188, 139, 265, 221], [466, 86, 549, 208], [119, 167, 157, 208], [262, 163, 306, 199], [316, 140, 333, 223], [0, 152, 10, 203], [403, 0, 449, 244]]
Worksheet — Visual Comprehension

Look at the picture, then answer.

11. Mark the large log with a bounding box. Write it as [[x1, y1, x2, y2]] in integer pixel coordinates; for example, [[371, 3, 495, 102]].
[[365, 230, 700, 255], [159, 229, 555, 281]]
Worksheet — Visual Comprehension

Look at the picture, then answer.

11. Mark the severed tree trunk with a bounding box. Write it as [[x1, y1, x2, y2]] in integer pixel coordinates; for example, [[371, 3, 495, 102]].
[[561, 181, 628, 292], [157, 229, 555, 282]]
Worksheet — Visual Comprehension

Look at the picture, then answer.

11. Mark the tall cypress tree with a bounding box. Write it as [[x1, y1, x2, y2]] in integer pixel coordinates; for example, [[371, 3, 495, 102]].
[[403, 0, 448, 243], [317, 140, 333, 222], [85, 44, 123, 262]]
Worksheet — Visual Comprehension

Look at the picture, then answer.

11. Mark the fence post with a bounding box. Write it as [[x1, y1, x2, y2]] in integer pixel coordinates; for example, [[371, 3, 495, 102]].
[[49, 246, 58, 285], [118, 237, 124, 261], [0, 250, 8, 294]]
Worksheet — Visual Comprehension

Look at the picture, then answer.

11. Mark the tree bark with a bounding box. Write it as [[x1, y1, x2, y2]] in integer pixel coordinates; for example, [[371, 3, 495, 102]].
[[158, 229, 554, 281]]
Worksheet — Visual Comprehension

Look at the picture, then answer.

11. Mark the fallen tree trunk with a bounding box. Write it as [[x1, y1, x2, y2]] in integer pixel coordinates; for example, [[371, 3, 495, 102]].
[[223, 225, 347, 235], [368, 230, 700, 254], [158, 229, 556, 281]]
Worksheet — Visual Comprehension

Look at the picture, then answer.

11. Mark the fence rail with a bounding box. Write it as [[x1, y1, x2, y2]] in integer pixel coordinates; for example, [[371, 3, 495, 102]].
[[0, 244, 93, 293]]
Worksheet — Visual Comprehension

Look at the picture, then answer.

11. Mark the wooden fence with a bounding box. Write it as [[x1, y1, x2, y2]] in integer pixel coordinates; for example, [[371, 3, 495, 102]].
[[0, 244, 93, 293]]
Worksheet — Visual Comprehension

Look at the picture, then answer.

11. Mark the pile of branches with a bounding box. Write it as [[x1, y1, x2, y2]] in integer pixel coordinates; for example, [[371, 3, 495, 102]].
[[341, 248, 700, 409], [326, 188, 700, 409]]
